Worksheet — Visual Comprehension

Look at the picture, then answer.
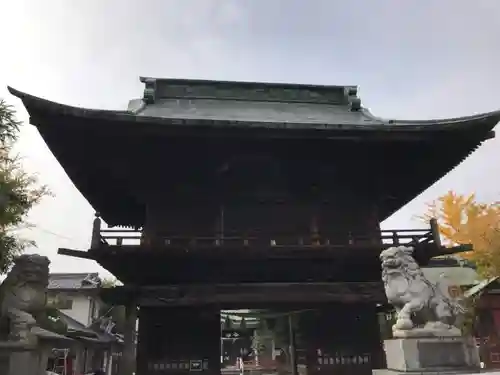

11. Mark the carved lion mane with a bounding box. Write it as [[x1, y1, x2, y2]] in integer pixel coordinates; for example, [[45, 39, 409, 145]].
[[381, 245, 423, 285], [380, 246, 462, 335], [0, 254, 50, 343]]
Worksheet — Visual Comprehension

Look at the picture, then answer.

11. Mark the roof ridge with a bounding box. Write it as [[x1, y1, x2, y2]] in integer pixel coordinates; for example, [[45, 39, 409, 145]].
[[139, 76, 357, 91], [139, 77, 362, 110], [49, 272, 98, 276]]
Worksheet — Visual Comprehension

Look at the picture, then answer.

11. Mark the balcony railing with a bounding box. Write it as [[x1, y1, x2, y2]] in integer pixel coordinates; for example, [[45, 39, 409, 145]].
[[90, 215, 440, 250]]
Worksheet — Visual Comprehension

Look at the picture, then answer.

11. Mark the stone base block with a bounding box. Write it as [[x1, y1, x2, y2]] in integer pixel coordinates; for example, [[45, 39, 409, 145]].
[[374, 370, 479, 375], [0, 344, 41, 375], [380, 336, 480, 374]]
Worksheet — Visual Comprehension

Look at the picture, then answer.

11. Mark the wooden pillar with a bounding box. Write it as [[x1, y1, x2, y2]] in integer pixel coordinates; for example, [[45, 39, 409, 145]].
[[36, 344, 52, 375], [105, 349, 113, 375], [86, 347, 95, 372], [72, 342, 85, 375], [92, 348, 104, 370], [370, 202, 382, 245], [288, 314, 298, 375], [430, 218, 442, 247], [120, 301, 138, 375], [91, 212, 102, 248], [310, 214, 320, 246]]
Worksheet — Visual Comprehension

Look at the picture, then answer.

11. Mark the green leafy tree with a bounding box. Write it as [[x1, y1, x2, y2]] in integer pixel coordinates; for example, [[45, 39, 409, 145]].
[[0, 99, 49, 273], [101, 277, 118, 289]]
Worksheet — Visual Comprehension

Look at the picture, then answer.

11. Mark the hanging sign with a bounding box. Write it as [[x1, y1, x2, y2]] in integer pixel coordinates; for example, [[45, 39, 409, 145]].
[[448, 285, 462, 298]]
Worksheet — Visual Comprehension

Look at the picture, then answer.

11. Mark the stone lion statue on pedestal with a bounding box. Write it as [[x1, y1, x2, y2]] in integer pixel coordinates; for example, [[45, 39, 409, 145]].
[[0, 254, 50, 345], [380, 246, 464, 337]]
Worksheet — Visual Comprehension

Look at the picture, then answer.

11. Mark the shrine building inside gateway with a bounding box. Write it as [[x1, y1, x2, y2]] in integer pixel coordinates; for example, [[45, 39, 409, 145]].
[[8, 77, 500, 375]]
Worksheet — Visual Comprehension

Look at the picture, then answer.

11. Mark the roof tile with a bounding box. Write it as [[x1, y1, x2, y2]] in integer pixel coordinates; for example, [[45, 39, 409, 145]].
[[48, 273, 101, 290]]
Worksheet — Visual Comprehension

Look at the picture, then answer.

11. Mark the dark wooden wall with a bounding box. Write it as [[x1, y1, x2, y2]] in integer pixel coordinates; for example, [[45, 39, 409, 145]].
[[133, 137, 381, 245], [136, 306, 221, 375], [86, 130, 390, 248], [143, 186, 381, 246], [298, 304, 386, 375]]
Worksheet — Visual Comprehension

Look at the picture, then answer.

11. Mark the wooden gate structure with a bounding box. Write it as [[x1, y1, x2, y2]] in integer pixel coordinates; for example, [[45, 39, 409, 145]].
[[9, 77, 498, 375]]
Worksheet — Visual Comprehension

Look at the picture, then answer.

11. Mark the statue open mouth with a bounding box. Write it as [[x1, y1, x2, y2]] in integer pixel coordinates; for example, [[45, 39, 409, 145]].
[[382, 259, 400, 269]]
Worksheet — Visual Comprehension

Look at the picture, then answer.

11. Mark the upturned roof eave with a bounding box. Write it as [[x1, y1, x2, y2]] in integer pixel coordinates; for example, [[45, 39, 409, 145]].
[[7, 86, 500, 133]]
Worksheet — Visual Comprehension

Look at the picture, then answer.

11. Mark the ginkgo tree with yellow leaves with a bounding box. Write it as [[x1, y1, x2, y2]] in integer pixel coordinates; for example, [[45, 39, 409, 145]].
[[422, 191, 500, 278]]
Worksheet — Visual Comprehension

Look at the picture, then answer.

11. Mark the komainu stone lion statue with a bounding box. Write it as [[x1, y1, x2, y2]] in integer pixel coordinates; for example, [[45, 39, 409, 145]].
[[0, 254, 50, 345], [380, 246, 464, 337]]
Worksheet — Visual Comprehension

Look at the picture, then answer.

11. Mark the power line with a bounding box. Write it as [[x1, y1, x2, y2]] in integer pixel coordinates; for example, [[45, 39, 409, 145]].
[[26, 224, 77, 241]]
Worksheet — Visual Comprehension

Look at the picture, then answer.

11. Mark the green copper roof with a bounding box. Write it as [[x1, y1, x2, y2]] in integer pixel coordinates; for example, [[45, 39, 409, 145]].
[[7, 77, 500, 132], [128, 97, 382, 126]]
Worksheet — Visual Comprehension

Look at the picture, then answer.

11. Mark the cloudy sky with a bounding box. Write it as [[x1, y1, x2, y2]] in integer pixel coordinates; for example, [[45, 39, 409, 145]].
[[0, 0, 500, 277]]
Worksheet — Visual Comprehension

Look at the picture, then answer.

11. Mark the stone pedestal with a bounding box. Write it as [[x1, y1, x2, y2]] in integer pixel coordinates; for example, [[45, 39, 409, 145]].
[[0, 341, 45, 375], [374, 336, 480, 375]]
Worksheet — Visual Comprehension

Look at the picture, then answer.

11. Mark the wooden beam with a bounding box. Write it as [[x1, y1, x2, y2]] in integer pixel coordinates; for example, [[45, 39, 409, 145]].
[[83, 242, 467, 262], [437, 244, 473, 255], [58, 248, 93, 259], [101, 282, 386, 307]]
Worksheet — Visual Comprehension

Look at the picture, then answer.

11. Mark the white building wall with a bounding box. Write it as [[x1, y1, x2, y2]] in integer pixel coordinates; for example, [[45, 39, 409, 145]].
[[62, 295, 92, 326], [52, 292, 103, 326]]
